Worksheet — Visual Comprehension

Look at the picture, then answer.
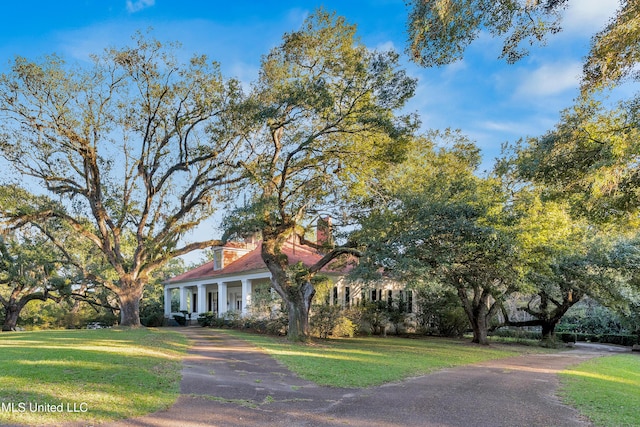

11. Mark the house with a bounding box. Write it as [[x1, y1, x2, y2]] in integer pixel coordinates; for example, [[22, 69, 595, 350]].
[[164, 233, 415, 324]]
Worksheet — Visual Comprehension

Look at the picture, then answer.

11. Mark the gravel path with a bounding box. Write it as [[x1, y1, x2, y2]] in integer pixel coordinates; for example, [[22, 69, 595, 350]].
[[104, 328, 632, 427]]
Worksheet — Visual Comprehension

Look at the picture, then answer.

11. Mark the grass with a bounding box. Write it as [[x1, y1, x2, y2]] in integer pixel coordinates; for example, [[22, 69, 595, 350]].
[[560, 354, 640, 427], [0, 328, 188, 426], [221, 330, 548, 387]]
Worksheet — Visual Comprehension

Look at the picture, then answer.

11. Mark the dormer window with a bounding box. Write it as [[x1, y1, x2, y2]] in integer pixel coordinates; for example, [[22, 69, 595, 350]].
[[213, 248, 223, 271]]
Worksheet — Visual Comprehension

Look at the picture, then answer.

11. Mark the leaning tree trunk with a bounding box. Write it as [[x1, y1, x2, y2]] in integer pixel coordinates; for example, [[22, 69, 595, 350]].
[[2, 293, 52, 332], [2, 303, 22, 331]]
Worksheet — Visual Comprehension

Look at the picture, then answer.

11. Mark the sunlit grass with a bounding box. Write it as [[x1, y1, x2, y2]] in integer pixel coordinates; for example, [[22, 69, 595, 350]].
[[0, 328, 188, 426], [560, 354, 640, 427], [221, 330, 547, 387]]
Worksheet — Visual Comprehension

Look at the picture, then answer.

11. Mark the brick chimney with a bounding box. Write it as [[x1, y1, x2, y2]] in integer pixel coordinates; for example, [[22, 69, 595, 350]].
[[316, 216, 333, 250]]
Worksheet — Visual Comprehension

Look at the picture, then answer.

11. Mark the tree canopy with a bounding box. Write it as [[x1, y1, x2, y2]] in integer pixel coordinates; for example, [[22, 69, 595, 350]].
[[0, 227, 66, 331], [406, 0, 569, 66], [223, 9, 417, 341], [406, 0, 639, 94], [0, 34, 244, 326], [353, 132, 523, 344]]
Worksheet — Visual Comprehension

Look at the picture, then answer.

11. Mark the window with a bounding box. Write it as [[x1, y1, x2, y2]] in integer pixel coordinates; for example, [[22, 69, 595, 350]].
[[207, 292, 213, 312], [192, 292, 198, 313], [213, 249, 223, 270], [387, 290, 392, 307], [345, 286, 350, 307], [408, 291, 413, 313], [170, 288, 180, 312], [371, 289, 377, 301], [333, 286, 338, 305]]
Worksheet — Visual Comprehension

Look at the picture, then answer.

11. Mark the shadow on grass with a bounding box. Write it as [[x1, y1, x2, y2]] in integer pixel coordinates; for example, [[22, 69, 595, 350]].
[[0, 328, 187, 426]]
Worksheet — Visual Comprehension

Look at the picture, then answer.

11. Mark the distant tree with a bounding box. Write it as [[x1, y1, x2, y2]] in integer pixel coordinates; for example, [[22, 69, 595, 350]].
[[354, 133, 522, 345], [493, 154, 639, 340], [0, 230, 65, 331], [0, 34, 244, 326], [224, 10, 417, 341], [140, 257, 188, 326]]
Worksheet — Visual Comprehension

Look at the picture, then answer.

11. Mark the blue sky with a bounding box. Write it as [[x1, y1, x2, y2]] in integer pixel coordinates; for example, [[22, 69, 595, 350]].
[[0, 0, 621, 172], [0, 0, 622, 263]]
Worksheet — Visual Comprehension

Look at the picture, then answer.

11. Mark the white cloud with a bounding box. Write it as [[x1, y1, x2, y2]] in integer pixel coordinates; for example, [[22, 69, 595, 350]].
[[443, 59, 467, 78], [374, 41, 396, 52], [515, 61, 582, 98], [126, 0, 155, 14], [562, 0, 619, 35]]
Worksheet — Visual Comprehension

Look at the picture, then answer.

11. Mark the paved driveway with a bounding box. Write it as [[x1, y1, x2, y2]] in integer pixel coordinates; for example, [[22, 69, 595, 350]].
[[105, 328, 632, 427]]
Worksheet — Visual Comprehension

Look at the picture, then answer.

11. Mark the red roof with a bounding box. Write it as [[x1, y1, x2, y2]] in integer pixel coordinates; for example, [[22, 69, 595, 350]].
[[168, 241, 351, 283]]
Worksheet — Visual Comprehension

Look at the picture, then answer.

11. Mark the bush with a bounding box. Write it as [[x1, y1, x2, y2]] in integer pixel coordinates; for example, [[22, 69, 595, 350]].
[[491, 328, 542, 341], [197, 311, 216, 327], [361, 301, 391, 335], [265, 315, 288, 336], [173, 314, 187, 326], [142, 312, 165, 327], [332, 316, 356, 338], [415, 289, 469, 337], [311, 304, 342, 339], [594, 334, 638, 346], [560, 332, 577, 343]]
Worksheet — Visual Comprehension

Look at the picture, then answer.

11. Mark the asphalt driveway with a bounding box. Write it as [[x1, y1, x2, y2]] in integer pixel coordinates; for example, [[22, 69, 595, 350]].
[[105, 327, 632, 427]]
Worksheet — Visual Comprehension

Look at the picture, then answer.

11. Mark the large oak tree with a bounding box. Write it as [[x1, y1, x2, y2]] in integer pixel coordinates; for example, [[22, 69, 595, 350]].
[[225, 10, 417, 341], [0, 35, 244, 326]]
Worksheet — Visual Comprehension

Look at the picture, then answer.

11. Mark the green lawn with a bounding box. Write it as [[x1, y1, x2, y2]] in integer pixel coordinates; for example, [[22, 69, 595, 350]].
[[0, 328, 188, 426], [560, 354, 640, 427], [221, 330, 547, 387]]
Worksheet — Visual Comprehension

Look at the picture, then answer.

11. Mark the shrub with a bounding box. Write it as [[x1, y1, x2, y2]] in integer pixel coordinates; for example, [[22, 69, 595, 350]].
[[311, 304, 342, 339], [491, 328, 542, 341], [332, 316, 356, 338], [173, 314, 186, 326], [197, 311, 216, 327], [560, 332, 577, 343], [142, 312, 165, 327], [415, 289, 469, 337], [361, 301, 391, 335], [599, 334, 638, 346]]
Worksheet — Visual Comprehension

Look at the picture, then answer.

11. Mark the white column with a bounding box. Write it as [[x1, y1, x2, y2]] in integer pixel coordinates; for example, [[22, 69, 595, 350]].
[[197, 284, 207, 314], [218, 283, 228, 315], [164, 287, 172, 317], [179, 286, 189, 312], [241, 279, 251, 315]]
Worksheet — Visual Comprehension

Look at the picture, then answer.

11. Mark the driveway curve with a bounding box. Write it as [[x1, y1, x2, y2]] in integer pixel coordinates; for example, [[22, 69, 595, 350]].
[[106, 328, 632, 427]]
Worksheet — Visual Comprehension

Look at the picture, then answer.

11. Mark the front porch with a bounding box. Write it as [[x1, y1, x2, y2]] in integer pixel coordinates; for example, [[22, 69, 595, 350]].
[[164, 273, 272, 322]]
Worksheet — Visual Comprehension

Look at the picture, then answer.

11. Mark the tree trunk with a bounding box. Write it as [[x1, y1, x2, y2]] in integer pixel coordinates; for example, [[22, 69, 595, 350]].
[[541, 321, 557, 341], [2, 304, 21, 331], [470, 314, 489, 345], [117, 283, 143, 327], [458, 286, 491, 345], [285, 280, 315, 341]]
